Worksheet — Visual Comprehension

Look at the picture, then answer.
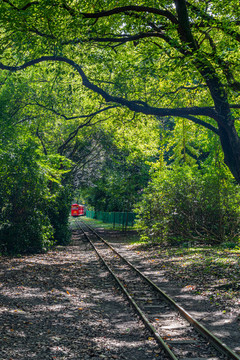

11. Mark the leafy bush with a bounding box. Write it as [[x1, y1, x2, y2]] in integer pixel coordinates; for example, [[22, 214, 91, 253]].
[[48, 185, 72, 246], [0, 141, 56, 254], [134, 164, 240, 245], [0, 214, 54, 255], [0, 142, 73, 255]]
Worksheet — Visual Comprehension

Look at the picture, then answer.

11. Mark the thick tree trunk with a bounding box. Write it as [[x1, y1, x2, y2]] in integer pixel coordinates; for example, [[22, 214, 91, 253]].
[[218, 123, 240, 183], [174, 1, 240, 183]]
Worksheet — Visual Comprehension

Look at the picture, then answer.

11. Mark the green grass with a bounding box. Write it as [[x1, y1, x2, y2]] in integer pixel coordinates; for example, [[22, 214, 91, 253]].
[[69, 216, 134, 231], [129, 238, 149, 246]]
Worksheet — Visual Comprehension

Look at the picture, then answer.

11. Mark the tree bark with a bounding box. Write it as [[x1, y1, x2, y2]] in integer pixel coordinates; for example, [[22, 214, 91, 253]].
[[218, 123, 240, 183]]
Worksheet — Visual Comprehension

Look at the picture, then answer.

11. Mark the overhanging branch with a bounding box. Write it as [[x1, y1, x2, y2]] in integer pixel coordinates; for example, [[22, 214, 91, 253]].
[[0, 55, 219, 129], [2, 0, 39, 11], [58, 115, 113, 155], [29, 101, 118, 120], [184, 115, 219, 135], [81, 6, 178, 25]]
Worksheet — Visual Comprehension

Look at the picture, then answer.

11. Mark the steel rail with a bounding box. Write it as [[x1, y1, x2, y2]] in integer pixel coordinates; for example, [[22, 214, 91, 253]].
[[79, 220, 240, 360], [78, 221, 178, 360]]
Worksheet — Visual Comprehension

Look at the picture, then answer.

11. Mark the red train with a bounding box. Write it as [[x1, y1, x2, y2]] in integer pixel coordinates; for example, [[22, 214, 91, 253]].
[[71, 204, 85, 217]]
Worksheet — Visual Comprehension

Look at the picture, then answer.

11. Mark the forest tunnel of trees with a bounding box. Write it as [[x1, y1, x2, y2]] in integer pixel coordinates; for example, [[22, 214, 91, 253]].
[[0, 0, 240, 254]]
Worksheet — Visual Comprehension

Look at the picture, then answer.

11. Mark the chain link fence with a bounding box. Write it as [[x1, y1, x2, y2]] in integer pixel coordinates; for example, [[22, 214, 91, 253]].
[[86, 210, 136, 229]]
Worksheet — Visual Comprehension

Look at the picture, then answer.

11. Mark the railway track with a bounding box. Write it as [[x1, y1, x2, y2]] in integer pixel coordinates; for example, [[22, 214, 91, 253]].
[[77, 219, 240, 360]]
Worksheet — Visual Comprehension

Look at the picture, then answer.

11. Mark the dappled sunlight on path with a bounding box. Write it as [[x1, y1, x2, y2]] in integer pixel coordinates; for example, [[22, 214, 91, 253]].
[[0, 233, 162, 360]]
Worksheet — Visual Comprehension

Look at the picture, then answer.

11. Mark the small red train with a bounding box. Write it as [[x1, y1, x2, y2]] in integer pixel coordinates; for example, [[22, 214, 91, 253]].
[[71, 204, 85, 217]]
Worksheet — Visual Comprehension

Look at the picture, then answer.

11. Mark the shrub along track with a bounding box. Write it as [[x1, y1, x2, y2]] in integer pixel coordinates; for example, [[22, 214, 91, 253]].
[[78, 219, 240, 360]]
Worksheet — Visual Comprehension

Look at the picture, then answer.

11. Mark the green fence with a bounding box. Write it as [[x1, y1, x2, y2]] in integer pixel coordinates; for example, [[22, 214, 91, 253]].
[[86, 210, 136, 228]]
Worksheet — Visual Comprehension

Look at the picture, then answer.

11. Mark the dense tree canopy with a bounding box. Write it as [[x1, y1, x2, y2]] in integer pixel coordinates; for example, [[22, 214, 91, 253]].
[[0, 0, 240, 182], [1, 1, 240, 252], [77, 132, 152, 212]]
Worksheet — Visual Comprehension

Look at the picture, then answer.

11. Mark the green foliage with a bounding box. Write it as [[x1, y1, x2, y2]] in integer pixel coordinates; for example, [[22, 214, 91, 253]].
[[135, 163, 240, 245], [1, 1, 240, 252], [48, 184, 73, 246], [0, 68, 75, 254], [78, 132, 151, 212], [0, 141, 54, 254], [0, 139, 73, 254], [220, 242, 239, 249]]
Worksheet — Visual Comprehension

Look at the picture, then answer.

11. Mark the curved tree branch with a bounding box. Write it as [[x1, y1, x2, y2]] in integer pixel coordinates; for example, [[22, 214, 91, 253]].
[[29, 101, 118, 120], [228, 104, 240, 110], [58, 115, 113, 155], [2, 0, 39, 11], [36, 125, 47, 155], [80, 6, 178, 25], [184, 115, 219, 135], [0, 56, 219, 128]]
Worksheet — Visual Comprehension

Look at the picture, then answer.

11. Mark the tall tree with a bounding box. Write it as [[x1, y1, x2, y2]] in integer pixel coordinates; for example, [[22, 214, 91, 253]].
[[0, 1, 240, 181]]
